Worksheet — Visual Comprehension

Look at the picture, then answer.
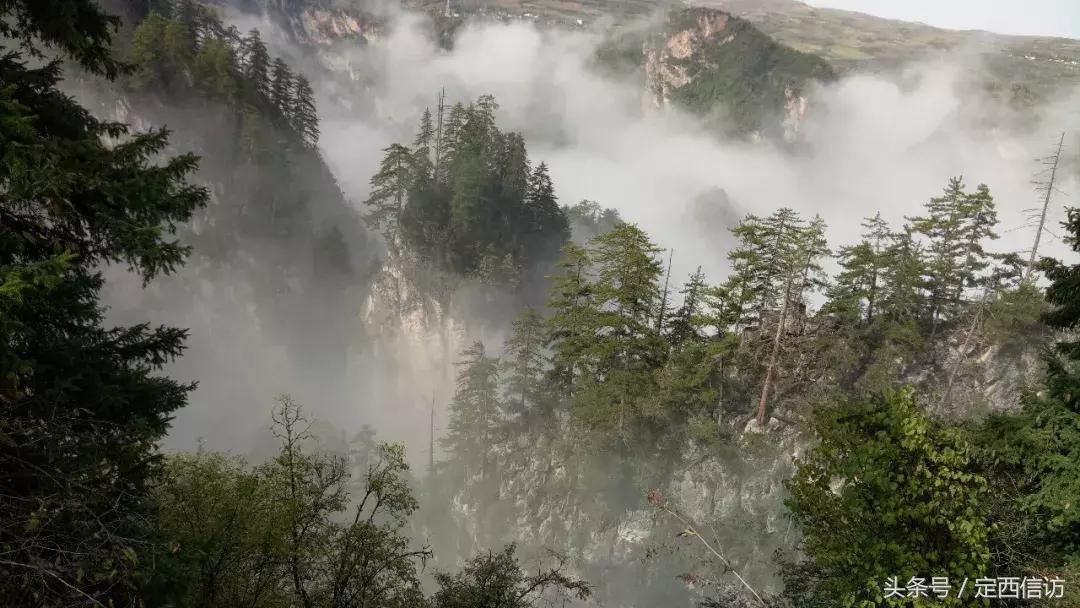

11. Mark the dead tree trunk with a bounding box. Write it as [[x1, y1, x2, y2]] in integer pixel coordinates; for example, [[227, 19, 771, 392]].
[[756, 265, 796, 427], [1024, 132, 1065, 284]]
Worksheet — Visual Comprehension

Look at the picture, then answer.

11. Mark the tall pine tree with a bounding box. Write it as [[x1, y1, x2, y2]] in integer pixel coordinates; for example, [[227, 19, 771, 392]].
[[241, 28, 269, 98], [269, 57, 293, 119], [291, 75, 319, 147], [0, 0, 208, 602]]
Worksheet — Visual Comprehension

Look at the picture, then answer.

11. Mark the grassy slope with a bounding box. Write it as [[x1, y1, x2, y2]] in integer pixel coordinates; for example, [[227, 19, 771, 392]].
[[414, 0, 1079, 98]]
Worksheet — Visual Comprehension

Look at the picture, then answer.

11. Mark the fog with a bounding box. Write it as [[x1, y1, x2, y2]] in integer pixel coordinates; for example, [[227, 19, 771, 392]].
[[310, 13, 1080, 288], [92, 6, 1080, 463]]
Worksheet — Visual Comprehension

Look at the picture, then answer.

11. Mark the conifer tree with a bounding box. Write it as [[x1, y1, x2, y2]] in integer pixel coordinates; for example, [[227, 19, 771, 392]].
[[499, 132, 530, 204], [0, 1, 207, 601], [173, 0, 200, 36], [466, 94, 498, 156], [825, 213, 890, 323], [957, 183, 1000, 294], [364, 143, 414, 241], [724, 209, 806, 330], [502, 309, 548, 418], [414, 108, 435, 158], [443, 342, 503, 482], [241, 29, 270, 98], [878, 228, 925, 324], [755, 212, 828, 426], [1020, 207, 1080, 565], [796, 215, 831, 299], [193, 37, 239, 98], [441, 102, 467, 164], [668, 267, 710, 348], [908, 177, 999, 336], [546, 244, 595, 396], [573, 224, 666, 440], [522, 162, 570, 266], [269, 57, 293, 119], [291, 75, 319, 147], [162, 18, 195, 73], [131, 12, 170, 88], [412, 108, 436, 183]]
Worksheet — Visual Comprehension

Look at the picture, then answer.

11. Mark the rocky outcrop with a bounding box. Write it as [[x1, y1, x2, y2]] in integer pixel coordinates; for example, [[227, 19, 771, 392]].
[[641, 7, 834, 140], [643, 10, 734, 111], [295, 8, 381, 46], [357, 245, 466, 417]]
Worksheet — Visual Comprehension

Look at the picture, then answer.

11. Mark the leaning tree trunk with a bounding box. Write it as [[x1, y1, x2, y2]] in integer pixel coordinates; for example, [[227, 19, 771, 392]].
[[756, 267, 796, 427]]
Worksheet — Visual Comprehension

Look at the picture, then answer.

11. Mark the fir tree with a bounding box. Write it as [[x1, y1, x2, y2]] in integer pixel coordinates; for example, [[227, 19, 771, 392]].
[[755, 212, 828, 425], [162, 18, 195, 74], [241, 29, 270, 98], [502, 309, 548, 419], [441, 102, 467, 165], [193, 37, 239, 99], [364, 143, 414, 241], [573, 224, 667, 442], [0, 1, 208, 601], [878, 228, 925, 324], [442, 342, 503, 483], [269, 57, 294, 119], [522, 162, 570, 266], [724, 209, 807, 330], [668, 267, 710, 348], [412, 108, 436, 183], [499, 132, 530, 204], [957, 183, 1000, 294], [825, 213, 890, 323], [546, 244, 595, 397], [291, 75, 319, 147], [908, 177, 999, 335]]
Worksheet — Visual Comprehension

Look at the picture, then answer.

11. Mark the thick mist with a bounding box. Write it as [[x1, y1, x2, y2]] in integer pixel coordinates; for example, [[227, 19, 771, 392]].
[[96, 6, 1080, 464], [307, 13, 1080, 287]]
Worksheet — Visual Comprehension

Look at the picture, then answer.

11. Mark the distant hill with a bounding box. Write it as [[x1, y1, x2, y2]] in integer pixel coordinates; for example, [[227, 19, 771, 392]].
[[409, 0, 1080, 101], [597, 6, 835, 138], [708, 0, 1080, 95]]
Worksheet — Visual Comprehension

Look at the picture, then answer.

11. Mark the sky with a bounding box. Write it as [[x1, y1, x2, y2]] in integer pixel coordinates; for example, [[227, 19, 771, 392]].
[[806, 0, 1080, 39]]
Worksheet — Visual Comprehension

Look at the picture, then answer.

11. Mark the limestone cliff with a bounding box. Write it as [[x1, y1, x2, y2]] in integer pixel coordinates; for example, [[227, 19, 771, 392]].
[[641, 7, 834, 140]]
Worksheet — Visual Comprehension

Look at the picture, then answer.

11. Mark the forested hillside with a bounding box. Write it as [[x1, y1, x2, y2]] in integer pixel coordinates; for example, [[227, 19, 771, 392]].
[[81, 0, 375, 411], [365, 95, 569, 284], [425, 170, 1075, 605], [1, 0, 1078, 607]]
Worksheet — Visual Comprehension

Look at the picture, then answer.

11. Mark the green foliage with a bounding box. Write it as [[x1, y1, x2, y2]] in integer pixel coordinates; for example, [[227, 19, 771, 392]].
[[723, 209, 826, 331], [0, 0, 123, 78], [431, 544, 591, 608], [365, 95, 569, 282], [784, 390, 991, 607], [149, 453, 289, 606], [127, 0, 318, 147], [151, 396, 430, 608], [365, 143, 415, 241], [0, 1, 207, 602], [824, 213, 890, 324], [1017, 206, 1080, 567], [659, 8, 835, 137], [443, 342, 505, 483], [552, 224, 669, 443], [502, 308, 548, 419], [907, 177, 999, 333]]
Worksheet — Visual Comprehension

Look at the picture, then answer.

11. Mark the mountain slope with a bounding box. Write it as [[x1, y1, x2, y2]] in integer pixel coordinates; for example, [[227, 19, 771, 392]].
[[708, 0, 1080, 95], [641, 7, 835, 137]]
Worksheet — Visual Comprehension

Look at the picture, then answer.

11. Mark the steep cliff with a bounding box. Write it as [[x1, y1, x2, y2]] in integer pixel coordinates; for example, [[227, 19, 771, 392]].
[[642, 7, 834, 139], [592, 7, 834, 140]]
